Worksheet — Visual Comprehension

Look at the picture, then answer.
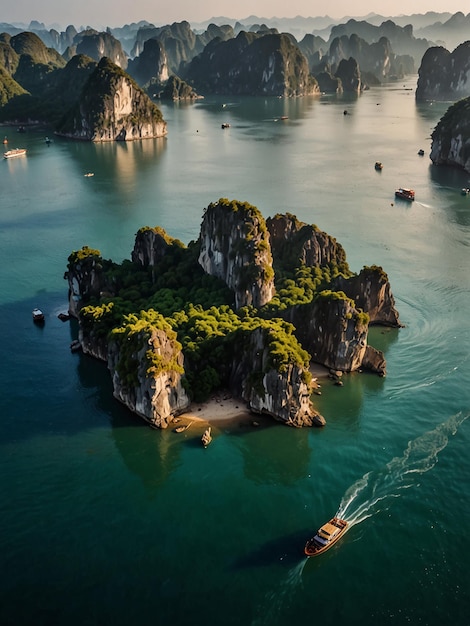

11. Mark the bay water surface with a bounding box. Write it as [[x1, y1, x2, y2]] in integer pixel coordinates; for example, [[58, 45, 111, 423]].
[[1, 77, 469, 625]]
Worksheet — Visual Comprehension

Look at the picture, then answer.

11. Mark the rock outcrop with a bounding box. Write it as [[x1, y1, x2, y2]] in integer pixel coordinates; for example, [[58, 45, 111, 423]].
[[56, 57, 167, 141], [107, 318, 190, 428], [430, 96, 470, 172], [132, 226, 185, 267], [185, 31, 319, 97], [198, 199, 275, 308], [333, 266, 402, 327], [74, 31, 128, 69], [266, 213, 347, 268], [334, 57, 363, 93], [159, 75, 201, 100], [127, 38, 169, 86], [416, 42, 470, 101], [284, 293, 372, 373], [229, 327, 323, 427]]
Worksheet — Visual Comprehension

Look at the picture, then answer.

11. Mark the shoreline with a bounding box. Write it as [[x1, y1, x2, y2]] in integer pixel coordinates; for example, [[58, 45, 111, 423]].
[[171, 362, 331, 431]]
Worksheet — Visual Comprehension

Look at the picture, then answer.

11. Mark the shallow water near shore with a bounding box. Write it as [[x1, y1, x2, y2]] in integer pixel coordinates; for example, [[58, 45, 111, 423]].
[[1, 77, 469, 625]]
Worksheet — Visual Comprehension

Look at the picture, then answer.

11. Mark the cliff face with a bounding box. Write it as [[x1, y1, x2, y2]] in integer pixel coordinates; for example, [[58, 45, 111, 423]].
[[266, 213, 347, 268], [75, 31, 128, 70], [66, 246, 105, 318], [56, 57, 167, 141], [229, 327, 324, 427], [160, 75, 201, 100], [198, 199, 275, 308], [132, 226, 185, 267], [335, 56, 363, 93], [333, 266, 402, 327], [416, 42, 470, 101], [127, 38, 169, 86], [185, 31, 319, 97], [285, 294, 373, 373], [430, 96, 470, 172], [108, 324, 190, 428]]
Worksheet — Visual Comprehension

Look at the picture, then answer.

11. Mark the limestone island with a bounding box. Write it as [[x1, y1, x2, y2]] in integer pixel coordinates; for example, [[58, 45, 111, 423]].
[[65, 199, 402, 429]]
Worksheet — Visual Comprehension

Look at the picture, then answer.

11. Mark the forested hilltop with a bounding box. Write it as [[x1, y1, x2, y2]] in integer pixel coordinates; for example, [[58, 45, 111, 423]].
[[66, 199, 401, 429]]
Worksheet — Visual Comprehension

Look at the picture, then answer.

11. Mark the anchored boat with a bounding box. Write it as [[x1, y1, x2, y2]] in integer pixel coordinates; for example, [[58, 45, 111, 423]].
[[4, 148, 27, 159], [304, 517, 348, 556]]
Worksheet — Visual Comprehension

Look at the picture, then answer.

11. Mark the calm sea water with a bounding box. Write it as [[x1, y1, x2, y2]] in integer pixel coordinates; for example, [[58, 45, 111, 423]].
[[1, 77, 469, 626]]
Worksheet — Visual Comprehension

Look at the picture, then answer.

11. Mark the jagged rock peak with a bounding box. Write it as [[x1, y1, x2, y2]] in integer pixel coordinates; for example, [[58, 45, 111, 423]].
[[416, 42, 470, 101], [198, 198, 275, 309], [108, 312, 190, 428], [266, 212, 347, 270], [333, 265, 402, 327], [430, 96, 470, 172], [56, 57, 167, 141], [132, 226, 185, 267]]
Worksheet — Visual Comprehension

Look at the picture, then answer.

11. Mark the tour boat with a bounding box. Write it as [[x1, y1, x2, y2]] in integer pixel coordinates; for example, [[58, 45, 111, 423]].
[[304, 517, 348, 556], [32, 308, 45, 323], [395, 187, 415, 201], [4, 148, 27, 159]]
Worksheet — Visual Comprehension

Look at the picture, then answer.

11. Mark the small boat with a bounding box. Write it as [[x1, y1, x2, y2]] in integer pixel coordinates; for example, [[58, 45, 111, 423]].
[[418, 149, 425, 156], [221, 123, 230, 129], [201, 426, 212, 447], [174, 421, 193, 433], [461, 188, 470, 195], [4, 148, 27, 159], [280, 115, 288, 120], [304, 517, 348, 557], [32, 308, 45, 323], [84, 172, 94, 177], [375, 161, 383, 170], [45, 137, 52, 144], [395, 187, 415, 201]]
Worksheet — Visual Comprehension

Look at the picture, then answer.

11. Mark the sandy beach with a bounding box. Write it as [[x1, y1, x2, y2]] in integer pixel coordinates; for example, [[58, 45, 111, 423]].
[[171, 362, 331, 430]]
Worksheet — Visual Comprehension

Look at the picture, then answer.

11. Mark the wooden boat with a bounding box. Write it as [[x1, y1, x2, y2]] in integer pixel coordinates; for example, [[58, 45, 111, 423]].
[[174, 421, 193, 433], [201, 426, 212, 447], [304, 517, 348, 556], [32, 308, 45, 323], [395, 187, 415, 201], [375, 161, 383, 170], [4, 148, 27, 159]]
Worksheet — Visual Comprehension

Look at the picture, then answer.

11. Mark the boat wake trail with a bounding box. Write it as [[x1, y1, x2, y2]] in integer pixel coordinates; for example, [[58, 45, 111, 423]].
[[253, 561, 306, 626], [336, 411, 469, 526]]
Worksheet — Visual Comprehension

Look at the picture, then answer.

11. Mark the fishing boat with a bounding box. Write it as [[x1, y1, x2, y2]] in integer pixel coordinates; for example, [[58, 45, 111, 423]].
[[32, 308, 45, 323], [4, 148, 27, 159], [395, 187, 415, 201], [174, 421, 193, 433], [304, 517, 348, 556], [201, 426, 212, 447]]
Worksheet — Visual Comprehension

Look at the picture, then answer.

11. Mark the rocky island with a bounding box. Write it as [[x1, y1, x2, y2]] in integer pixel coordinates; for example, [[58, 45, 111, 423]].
[[430, 96, 470, 172], [66, 199, 401, 430]]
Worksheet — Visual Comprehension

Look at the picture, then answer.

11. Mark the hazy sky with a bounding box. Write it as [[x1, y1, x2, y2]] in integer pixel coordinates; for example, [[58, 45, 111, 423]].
[[3, 1, 469, 28]]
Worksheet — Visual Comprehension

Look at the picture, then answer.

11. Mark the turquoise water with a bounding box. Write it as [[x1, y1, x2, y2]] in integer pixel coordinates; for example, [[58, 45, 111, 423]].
[[1, 77, 469, 625]]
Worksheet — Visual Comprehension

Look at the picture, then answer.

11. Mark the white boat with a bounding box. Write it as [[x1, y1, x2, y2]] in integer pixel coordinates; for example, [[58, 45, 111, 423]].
[[32, 308, 45, 323], [4, 148, 27, 159]]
